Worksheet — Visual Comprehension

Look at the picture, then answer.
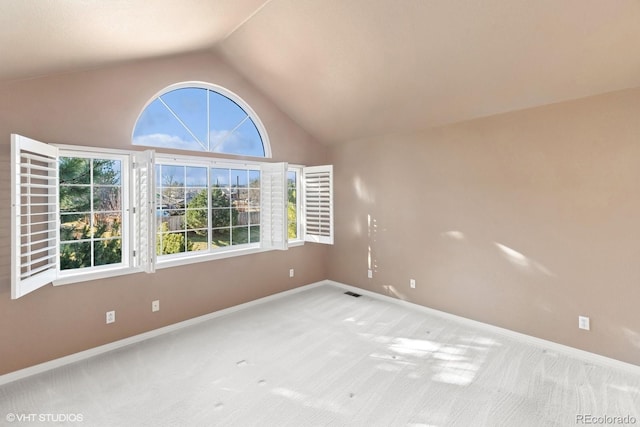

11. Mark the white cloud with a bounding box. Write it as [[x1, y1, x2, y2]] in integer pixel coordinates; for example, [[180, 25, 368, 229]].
[[133, 130, 263, 156], [209, 129, 263, 156], [133, 133, 204, 151], [209, 129, 238, 152]]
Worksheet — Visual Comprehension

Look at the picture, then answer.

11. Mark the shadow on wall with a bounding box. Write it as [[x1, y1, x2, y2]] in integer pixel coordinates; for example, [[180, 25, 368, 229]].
[[622, 327, 640, 350], [368, 214, 378, 277], [367, 213, 409, 301], [353, 175, 375, 205], [350, 172, 560, 305], [441, 230, 556, 278], [436, 230, 559, 290], [493, 242, 556, 278], [350, 175, 375, 238], [364, 227, 560, 304]]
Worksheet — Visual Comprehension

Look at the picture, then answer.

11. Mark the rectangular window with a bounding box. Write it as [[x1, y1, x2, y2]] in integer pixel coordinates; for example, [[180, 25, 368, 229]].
[[155, 159, 262, 262], [59, 155, 127, 272], [11, 133, 333, 299], [11, 135, 145, 298], [210, 167, 261, 248], [156, 164, 209, 256]]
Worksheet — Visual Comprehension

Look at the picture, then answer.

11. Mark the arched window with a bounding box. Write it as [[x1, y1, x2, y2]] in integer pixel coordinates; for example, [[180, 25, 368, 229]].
[[132, 82, 270, 158]]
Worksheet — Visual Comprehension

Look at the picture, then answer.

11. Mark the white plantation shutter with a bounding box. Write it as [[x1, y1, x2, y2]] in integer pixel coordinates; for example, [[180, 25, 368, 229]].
[[260, 162, 288, 250], [132, 150, 156, 273], [303, 165, 333, 245], [11, 134, 59, 299]]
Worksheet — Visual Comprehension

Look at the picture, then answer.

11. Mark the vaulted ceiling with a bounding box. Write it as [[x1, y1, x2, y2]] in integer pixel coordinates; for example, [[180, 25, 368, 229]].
[[2, 0, 640, 144]]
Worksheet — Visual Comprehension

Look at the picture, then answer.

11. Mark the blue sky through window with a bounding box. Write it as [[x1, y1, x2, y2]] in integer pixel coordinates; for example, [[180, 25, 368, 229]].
[[133, 85, 266, 157]]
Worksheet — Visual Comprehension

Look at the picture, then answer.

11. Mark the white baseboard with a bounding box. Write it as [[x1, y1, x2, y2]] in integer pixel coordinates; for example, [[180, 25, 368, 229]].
[[324, 279, 640, 375], [0, 281, 326, 386], [2, 278, 637, 386]]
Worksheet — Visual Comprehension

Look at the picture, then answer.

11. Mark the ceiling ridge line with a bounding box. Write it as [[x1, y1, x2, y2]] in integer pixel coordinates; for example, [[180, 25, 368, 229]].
[[222, 0, 274, 41]]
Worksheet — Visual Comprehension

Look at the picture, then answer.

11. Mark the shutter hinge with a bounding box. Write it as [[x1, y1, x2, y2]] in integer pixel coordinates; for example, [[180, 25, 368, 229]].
[[133, 250, 136, 257]]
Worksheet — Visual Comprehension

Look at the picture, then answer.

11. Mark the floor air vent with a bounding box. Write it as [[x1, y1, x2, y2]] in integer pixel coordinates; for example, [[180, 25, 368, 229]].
[[344, 291, 362, 298]]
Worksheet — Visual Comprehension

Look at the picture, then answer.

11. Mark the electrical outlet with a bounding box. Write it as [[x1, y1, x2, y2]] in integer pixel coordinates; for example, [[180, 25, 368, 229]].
[[578, 316, 590, 331], [106, 310, 115, 324], [289, 268, 294, 278], [410, 279, 416, 289], [152, 300, 160, 312], [367, 269, 373, 279]]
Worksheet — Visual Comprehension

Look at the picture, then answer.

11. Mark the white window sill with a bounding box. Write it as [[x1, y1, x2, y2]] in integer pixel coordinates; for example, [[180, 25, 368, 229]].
[[156, 240, 306, 269], [53, 240, 308, 285], [54, 266, 142, 286]]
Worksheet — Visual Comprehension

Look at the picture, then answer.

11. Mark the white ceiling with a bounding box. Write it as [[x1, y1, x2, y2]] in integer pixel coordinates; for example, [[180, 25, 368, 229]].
[[2, 0, 640, 144], [0, 0, 268, 80]]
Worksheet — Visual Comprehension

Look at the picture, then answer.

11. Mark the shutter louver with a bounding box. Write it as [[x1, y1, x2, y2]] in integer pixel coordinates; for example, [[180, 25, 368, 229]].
[[133, 150, 156, 273], [11, 134, 59, 299], [260, 162, 288, 250], [303, 165, 333, 245]]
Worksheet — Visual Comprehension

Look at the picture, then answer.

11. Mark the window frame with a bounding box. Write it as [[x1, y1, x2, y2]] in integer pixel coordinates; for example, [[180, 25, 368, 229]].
[[53, 145, 139, 286], [153, 153, 306, 269], [10, 137, 147, 295], [132, 82, 272, 158], [11, 134, 331, 298], [154, 154, 264, 266], [58, 150, 129, 270]]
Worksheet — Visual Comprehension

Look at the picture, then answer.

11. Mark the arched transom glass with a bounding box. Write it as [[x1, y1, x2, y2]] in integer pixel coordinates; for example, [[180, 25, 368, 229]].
[[132, 83, 270, 158]]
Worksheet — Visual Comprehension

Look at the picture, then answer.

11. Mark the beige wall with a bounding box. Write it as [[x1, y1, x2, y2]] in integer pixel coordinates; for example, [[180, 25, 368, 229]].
[[328, 88, 640, 366], [0, 51, 329, 375], [2, 49, 639, 375]]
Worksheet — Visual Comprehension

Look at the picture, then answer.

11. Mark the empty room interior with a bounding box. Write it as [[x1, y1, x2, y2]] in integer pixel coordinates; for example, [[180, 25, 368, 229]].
[[1, 1, 640, 426]]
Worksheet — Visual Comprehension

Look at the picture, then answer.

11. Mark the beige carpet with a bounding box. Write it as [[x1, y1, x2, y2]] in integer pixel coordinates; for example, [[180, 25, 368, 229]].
[[1, 284, 639, 426]]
